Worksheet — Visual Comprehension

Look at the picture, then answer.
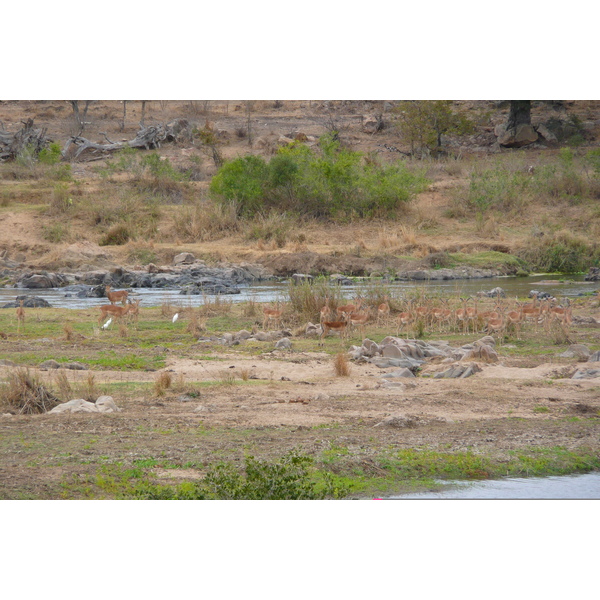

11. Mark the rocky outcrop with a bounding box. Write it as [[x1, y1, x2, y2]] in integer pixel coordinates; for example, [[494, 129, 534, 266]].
[[396, 267, 504, 281], [1, 295, 52, 308], [497, 123, 539, 148]]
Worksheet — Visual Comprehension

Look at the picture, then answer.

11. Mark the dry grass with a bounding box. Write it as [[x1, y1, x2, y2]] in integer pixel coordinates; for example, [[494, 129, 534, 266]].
[[63, 322, 74, 341], [185, 310, 207, 337], [333, 353, 351, 377], [81, 373, 99, 402], [242, 299, 259, 318], [53, 370, 72, 400], [154, 371, 173, 396], [0, 368, 60, 414]]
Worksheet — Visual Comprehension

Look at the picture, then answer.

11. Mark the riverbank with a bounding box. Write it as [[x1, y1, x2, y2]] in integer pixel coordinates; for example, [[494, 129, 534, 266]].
[[1, 292, 600, 499]]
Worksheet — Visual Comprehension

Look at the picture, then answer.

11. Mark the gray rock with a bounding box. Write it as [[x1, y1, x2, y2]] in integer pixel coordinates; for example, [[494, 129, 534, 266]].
[[572, 369, 600, 380], [63, 362, 88, 370], [381, 344, 406, 359], [380, 368, 415, 378], [96, 396, 121, 412], [173, 252, 196, 265], [559, 345, 591, 359], [433, 363, 483, 379], [275, 338, 292, 350], [39, 360, 61, 369], [588, 351, 600, 362], [49, 399, 99, 414]]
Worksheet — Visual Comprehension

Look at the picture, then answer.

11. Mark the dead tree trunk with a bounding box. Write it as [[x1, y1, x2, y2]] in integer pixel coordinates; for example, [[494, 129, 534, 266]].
[[62, 119, 191, 161], [0, 119, 49, 161]]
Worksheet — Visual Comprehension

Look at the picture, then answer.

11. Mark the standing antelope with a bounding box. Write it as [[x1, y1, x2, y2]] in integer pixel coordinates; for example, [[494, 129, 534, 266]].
[[320, 297, 332, 324], [127, 299, 141, 326], [16, 299, 25, 332], [349, 309, 370, 338], [505, 302, 524, 339], [377, 295, 390, 326], [105, 285, 129, 305], [396, 300, 414, 336], [263, 303, 283, 330], [319, 319, 349, 345], [97, 302, 132, 328], [337, 297, 362, 322]]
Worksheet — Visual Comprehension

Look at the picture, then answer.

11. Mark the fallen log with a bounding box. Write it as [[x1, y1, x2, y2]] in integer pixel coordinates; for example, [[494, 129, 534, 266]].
[[62, 119, 191, 161]]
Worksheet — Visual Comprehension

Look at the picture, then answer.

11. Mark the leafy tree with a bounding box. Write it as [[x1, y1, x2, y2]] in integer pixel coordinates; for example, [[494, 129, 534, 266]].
[[394, 100, 474, 156]]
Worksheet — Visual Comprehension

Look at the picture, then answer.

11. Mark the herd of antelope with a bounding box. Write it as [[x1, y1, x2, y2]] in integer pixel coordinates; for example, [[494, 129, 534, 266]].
[[263, 291, 577, 345], [11, 282, 581, 342]]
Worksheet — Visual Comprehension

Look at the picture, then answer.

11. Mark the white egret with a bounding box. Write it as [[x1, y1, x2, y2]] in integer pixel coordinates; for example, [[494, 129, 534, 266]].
[[172, 313, 179, 323], [102, 317, 113, 330]]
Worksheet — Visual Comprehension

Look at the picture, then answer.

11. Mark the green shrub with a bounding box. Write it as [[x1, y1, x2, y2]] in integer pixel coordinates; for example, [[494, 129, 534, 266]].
[[42, 222, 70, 243], [38, 142, 62, 165], [518, 230, 600, 273], [210, 134, 428, 219]]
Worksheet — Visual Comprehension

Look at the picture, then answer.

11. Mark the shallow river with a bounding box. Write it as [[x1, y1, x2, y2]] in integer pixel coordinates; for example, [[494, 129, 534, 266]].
[[1, 274, 598, 310], [386, 471, 600, 499]]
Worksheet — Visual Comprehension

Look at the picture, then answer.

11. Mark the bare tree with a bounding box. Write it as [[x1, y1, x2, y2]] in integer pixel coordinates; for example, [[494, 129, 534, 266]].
[[69, 101, 93, 134], [244, 101, 256, 146]]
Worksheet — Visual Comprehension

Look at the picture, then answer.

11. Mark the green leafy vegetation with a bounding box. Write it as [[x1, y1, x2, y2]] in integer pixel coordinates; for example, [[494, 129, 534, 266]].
[[210, 134, 428, 219]]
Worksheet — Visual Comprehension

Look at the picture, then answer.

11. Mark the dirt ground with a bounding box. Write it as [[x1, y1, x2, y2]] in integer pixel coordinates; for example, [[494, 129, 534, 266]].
[[2, 339, 600, 498]]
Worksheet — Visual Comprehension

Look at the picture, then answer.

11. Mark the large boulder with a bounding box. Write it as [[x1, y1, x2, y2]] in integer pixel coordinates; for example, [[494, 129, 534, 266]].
[[497, 123, 539, 148]]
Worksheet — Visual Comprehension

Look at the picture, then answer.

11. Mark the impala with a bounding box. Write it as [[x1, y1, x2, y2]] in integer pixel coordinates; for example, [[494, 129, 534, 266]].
[[320, 297, 332, 324], [319, 320, 348, 345], [105, 285, 129, 305], [337, 297, 362, 322], [263, 304, 283, 330], [377, 295, 390, 325], [98, 302, 132, 328], [16, 299, 25, 332]]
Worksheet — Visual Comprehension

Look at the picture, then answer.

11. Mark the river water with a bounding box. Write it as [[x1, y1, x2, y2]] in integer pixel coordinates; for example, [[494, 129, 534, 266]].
[[386, 471, 600, 499], [1, 274, 598, 310]]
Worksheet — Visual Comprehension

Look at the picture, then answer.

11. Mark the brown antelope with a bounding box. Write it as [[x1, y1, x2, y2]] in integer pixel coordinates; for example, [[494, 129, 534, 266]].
[[337, 297, 362, 322], [396, 301, 414, 336], [377, 295, 390, 326], [105, 285, 129, 305], [521, 295, 543, 331], [127, 299, 141, 326], [437, 300, 454, 332], [16, 299, 25, 332], [485, 313, 505, 339], [320, 297, 332, 324], [263, 304, 283, 330], [465, 297, 479, 334], [98, 302, 132, 328], [349, 309, 370, 337], [454, 298, 469, 335], [320, 320, 349, 345], [505, 303, 524, 339]]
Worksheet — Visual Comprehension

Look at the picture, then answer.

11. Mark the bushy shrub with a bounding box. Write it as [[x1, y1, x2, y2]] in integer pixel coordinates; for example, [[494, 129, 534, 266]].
[[38, 142, 62, 165], [518, 230, 600, 273], [210, 134, 428, 219]]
